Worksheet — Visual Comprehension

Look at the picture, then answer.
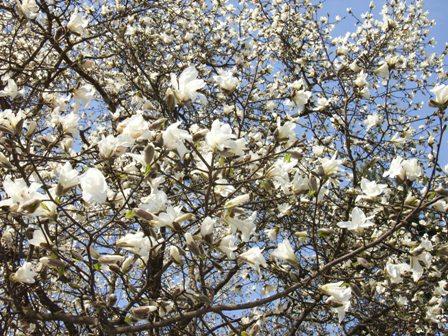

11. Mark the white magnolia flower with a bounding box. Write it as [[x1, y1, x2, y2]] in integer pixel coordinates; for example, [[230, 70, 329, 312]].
[[431, 84, 448, 106], [271, 239, 297, 265], [401, 158, 422, 181], [354, 71, 368, 87], [29, 228, 52, 247], [58, 162, 79, 189], [238, 247, 267, 274], [409, 238, 433, 282], [169, 245, 183, 264], [267, 157, 298, 192], [364, 114, 383, 130], [200, 216, 215, 239], [98, 134, 134, 158], [153, 205, 183, 228], [116, 231, 156, 258], [162, 121, 192, 157], [316, 96, 330, 111], [276, 119, 296, 142], [265, 228, 278, 241], [0, 176, 44, 213], [12, 262, 38, 284], [16, 0, 39, 19], [277, 203, 291, 217], [292, 173, 311, 194], [140, 187, 168, 214], [213, 69, 239, 92], [374, 62, 389, 79], [290, 81, 312, 112], [80, 168, 108, 204], [227, 138, 246, 156], [226, 211, 257, 242], [432, 199, 448, 212], [410, 252, 432, 282], [320, 282, 352, 323], [67, 9, 89, 35], [383, 157, 405, 179], [0, 109, 26, 133], [426, 302, 443, 324], [206, 119, 236, 151], [61, 112, 80, 135], [435, 280, 448, 297], [359, 178, 386, 199], [72, 84, 95, 108], [170, 66, 206, 103], [117, 113, 152, 140], [385, 261, 410, 284], [320, 154, 343, 176], [218, 234, 238, 259], [224, 193, 250, 209], [214, 179, 236, 197], [337, 207, 374, 231], [383, 157, 421, 181], [0, 79, 20, 98]]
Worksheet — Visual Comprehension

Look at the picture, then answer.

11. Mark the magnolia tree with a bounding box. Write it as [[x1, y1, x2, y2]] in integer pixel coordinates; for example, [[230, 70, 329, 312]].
[[0, 0, 448, 335]]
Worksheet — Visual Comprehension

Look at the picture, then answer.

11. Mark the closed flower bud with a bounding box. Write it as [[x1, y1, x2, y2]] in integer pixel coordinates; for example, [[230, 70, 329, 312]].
[[121, 256, 134, 273], [0, 152, 12, 168], [144, 143, 155, 164], [169, 245, 183, 265], [98, 254, 124, 264], [149, 118, 167, 130], [134, 208, 153, 221]]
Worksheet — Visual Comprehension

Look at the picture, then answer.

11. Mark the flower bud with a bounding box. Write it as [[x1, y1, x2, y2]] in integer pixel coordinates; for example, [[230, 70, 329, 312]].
[[134, 208, 153, 221], [144, 143, 155, 164]]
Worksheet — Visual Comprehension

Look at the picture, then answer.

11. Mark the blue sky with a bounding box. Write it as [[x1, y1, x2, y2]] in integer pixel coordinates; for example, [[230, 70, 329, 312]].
[[324, 0, 447, 53], [322, 0, 447, 165]]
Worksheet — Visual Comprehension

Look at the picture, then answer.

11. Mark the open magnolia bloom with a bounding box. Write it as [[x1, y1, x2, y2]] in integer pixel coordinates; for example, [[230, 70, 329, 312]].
[[238, 247, 268, 275], [57, 162, 80, 191], [226, 211, 257, 242], [162, 121, 192, 157], [271, 239, 298, 266], [12, 262, 38, 284], [213, 69, 239, 92], [67, 9, 89, 35], [205, 119, 236, 152], [28, 228, 52, 247], [0, 109, 26, 133], [358, 178, 387, 200], [320, 282, 352, 323], [79, 168, 108, 204], [1, 0, 448, 334], [0, 176, 44, 214], [16, 0, 39, 19], [431, 84, 448, 106], [337, 207, 374, 232], [116, 231, 159, 259], [170, 66, 206, 104], [0, 78, 20, 98]]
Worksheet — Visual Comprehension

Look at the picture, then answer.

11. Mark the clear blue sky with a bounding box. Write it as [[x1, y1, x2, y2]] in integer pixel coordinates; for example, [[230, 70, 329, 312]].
[[322, 0, 447, 165]]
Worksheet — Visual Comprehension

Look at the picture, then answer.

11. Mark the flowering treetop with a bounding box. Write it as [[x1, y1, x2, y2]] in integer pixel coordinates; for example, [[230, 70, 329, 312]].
[[0, 0, 447, 335]]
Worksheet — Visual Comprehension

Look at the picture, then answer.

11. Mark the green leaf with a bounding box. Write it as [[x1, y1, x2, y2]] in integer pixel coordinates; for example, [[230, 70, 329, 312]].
[[284, 153, 292, 163], [307, 190, 316, 198], [144, 164, 152, 177], [93, 263, 102, 271], [40, 202, 50, 211], [125, 209, 135, 219]]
